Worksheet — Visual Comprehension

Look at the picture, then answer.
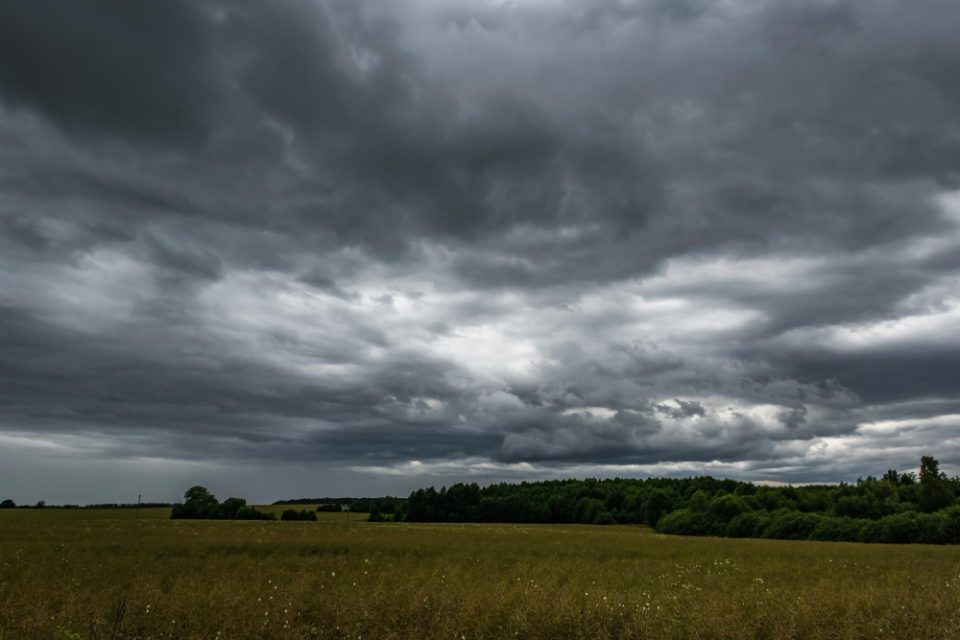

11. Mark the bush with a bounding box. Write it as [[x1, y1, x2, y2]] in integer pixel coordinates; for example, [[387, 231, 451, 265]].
[[171, 486, 274, 521], [858, 520, 883, 543], [236, 506, 276, 521], [709, 495, 748, 523], [940, 506, 960, 544], [810, 516, 864, 542], [281, 509, 316, 521], [571, 497, 600, 524], [656, 509, 723, 537], [877, 512, 920, 544], [642, 490, 673, 527], [594, 510, 615, 525], [218, 497, 247, 520], [726, 512, 767, 538], [761, 511, 821, 540]]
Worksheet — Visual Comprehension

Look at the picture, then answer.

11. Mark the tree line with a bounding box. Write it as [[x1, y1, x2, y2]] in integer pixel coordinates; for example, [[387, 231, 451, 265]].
[[170, 486, 275, 520], [0, 499, 172, 509], [401, 456, 960, 544], [169, 487, 399, 521], [274, 496, 403, 513]]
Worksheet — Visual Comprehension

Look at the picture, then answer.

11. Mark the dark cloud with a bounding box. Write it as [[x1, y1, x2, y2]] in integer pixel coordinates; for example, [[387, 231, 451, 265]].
[[0, 0, 219, 146], [1, 0, 960, 502]]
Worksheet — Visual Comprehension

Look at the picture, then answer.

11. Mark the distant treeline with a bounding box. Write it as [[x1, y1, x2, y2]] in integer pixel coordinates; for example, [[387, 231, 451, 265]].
[[169, 488, 398, 521], [0, 500, 172, 509], [403, 457, 960, 544], [273, 497, 404, 513]]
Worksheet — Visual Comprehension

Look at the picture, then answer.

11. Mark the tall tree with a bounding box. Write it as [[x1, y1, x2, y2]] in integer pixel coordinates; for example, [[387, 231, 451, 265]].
[[918, 456, 953, 512]]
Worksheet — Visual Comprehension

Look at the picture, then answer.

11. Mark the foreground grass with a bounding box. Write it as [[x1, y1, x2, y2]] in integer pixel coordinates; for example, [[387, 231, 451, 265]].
[[1, 514, 959, 639]]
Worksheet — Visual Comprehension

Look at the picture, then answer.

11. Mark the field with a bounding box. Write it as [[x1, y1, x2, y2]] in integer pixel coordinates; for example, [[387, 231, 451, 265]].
[[2, 511, 960, 639]]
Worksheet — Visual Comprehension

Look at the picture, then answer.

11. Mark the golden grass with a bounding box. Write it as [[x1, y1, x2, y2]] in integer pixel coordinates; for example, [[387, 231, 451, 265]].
[[1, 513, 959, 639]]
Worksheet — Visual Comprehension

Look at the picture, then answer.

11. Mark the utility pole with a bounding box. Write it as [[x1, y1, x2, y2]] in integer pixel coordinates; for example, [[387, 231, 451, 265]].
[[136, 493, 141, 520]]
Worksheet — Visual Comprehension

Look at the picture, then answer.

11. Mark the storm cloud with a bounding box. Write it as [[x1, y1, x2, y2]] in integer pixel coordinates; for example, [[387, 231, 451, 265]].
[[2, 0, 959, 502]]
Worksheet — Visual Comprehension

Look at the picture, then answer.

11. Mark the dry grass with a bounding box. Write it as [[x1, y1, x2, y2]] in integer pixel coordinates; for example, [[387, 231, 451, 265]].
[[1, 512, 959, 639]]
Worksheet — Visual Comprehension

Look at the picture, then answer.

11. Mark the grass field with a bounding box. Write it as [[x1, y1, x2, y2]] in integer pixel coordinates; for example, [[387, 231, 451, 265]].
[[2, 511, 960, 639]]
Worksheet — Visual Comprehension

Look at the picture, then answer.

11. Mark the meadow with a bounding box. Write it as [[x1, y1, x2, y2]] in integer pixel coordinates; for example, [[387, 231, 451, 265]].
[[1, 509, 960, 639]]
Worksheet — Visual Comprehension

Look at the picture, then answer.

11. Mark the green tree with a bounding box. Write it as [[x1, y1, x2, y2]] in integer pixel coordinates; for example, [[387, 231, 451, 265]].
[[708, 495, 747, 523], [594, 510, 615, 525], [656, 508, 722, 536], [688, 490, 710, 513], [218, 497, 247, 520], [0, 499, 15, 509], [171, 486, 219, 519], [642, 489, 673, 527], [726, 512, 766, 538], [918, 456, 953, 513]]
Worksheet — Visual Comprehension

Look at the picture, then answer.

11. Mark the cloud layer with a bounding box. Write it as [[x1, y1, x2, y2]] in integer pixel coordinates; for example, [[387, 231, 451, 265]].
[[2, 0, 959, 502]]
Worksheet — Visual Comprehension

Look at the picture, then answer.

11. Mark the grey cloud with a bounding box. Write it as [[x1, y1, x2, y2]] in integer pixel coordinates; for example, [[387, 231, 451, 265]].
[[655, 400, 707, 420], [0, 1, 219, 146], [2, 0, 960, 501]]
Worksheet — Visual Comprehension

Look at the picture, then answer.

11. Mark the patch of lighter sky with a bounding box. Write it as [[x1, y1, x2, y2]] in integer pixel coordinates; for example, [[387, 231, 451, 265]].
[[637, 254, 822, 297], [936, 189, 960, 223], [776, 299, 960, 352], [0, 247, 156, 334], [560, 406, 618, 419], [856, 413, 960, 437], [196, 271, 391, 378], [0, 433, 80, 454], [351, 456, 802, 483]]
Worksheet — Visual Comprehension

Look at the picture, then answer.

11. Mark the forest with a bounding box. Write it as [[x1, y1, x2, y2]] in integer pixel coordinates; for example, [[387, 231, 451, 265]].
[[401, 456, 960, 544]]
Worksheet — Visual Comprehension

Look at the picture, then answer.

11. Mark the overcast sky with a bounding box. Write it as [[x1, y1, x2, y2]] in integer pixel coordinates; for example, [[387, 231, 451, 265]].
[[2, 0, 959, 504]]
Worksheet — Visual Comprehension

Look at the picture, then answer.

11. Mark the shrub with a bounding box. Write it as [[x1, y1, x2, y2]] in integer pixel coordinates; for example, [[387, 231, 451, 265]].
[[656, 508, 723, 537], [726, 512, 767, 538], [761, 511, 821, 540], [811, 516, 863, 542], [709, 495, 747, 523], [593, 510, 615, 525], [281, 509, 316, 521], [940, 506, 960, 544], [573, 497, 604, 525], [236, 506, 276, 521], [858, 520, 883, 543], [642, 489, 673, 527], [877, 512, 920, 544]]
